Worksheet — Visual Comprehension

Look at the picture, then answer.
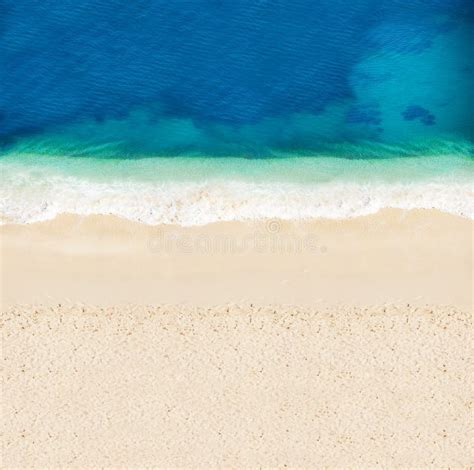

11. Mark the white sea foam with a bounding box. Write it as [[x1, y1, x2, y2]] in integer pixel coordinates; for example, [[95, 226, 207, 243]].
[[1, 165, 472, 225]]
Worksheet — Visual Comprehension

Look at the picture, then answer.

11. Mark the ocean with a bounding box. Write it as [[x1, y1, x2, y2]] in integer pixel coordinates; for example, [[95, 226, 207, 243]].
[[1, 0, 473, 224]]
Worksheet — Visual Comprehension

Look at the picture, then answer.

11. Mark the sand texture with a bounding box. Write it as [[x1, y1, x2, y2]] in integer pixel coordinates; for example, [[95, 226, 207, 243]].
[[2, 304, 473, 468]]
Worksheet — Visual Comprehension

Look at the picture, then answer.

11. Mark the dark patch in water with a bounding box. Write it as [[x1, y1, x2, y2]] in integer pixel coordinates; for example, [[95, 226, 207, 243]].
[[402, 105, 436, 126]]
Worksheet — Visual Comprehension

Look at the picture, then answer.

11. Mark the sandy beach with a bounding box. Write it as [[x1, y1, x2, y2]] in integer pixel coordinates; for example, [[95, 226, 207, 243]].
[[1, 208, 472, 308], [1, 208, 473, 467], [3, 304, 472, 468]]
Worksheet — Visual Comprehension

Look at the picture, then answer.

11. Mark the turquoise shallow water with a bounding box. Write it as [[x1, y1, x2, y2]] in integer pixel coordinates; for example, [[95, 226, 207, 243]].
[[1, 151, 473, 184]]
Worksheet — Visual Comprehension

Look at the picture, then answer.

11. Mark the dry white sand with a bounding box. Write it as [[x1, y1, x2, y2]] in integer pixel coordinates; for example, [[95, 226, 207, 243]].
[[1, 209, 473, 467], [2, 304, 472, 468]]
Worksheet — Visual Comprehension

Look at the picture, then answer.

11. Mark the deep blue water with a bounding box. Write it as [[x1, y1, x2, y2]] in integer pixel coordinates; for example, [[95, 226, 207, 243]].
[[0, 0, 473, 158]]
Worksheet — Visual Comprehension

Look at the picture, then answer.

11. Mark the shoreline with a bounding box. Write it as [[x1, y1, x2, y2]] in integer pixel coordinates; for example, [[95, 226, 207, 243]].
[[2, 153, 472, 225], [1, 208, 472, 309]]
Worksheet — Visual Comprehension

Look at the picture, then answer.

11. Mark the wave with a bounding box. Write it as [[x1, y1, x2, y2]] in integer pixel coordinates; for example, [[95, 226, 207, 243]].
[[1, 154, 472, 225]]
